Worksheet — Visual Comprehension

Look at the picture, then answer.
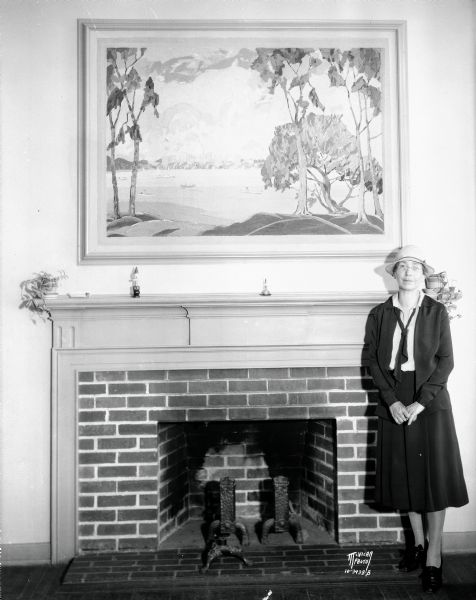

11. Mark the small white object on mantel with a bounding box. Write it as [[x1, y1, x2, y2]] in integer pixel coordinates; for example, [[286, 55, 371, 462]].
[[66, 292, 91, 298]]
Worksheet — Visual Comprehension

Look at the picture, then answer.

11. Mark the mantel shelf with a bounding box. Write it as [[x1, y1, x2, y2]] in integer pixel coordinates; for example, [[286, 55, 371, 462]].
[[47, 291, 388, 312]]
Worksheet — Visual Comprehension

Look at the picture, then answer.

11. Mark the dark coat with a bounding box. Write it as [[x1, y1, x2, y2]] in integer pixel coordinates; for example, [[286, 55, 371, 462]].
[[365, 294, 454, 420]]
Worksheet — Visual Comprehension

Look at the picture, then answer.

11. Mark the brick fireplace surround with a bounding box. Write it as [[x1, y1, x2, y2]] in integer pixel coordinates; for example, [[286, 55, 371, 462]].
[[48, 292, 406, 565]]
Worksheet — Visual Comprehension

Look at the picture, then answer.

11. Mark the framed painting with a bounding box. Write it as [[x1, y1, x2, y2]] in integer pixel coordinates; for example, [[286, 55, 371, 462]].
[[78, 19, 407, 262]]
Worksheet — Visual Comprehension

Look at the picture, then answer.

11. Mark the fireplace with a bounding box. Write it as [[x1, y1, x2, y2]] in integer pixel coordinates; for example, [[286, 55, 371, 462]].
[[48, 292, 404, 564]]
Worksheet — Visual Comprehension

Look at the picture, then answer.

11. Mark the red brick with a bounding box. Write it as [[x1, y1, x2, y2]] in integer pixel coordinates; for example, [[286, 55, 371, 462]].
[[79, 510, 115, 522], [79, 398, 94, 409], [118, 479, 157, 492], [118, 424, 157, 435], [139, 523, 158, 535], [308, 379, 345, 391], [290, 367, 326, 377], [150, 409, 186, 422], [140, 438, 157, 449], [340, 516, 378, 529], [268, 379, 306, 392], [108, 383, 147, 394], [189, 380, 228, 393], [339, 488, 374, 502], [229, 408, 268, 420], [118, 451, 157, 464], [98, 495, 137, 507], [167, 395, 207, 408], [357, 503, 380, 514], [118, 509, 157, 521], [337, 473, 355, 488], [379, 516, 404, 528], [337, 432, 372, 444], [127, 370, 166, 381], [96, 371, 126, 382], [79, 539, 117, 551], [268, 407, 309, 419], [229, 380, 267, 392], [97, 524, 137, 535], [96, 397, 127, 408], [338, 459, 374, 473], [78, 466, 95, 479], [118, 538, 157, 550], [249, 368, 289, 379], [98, 466, 137, 478], [337, 446, 354, 459], [338, 531, 358, 544], [79, 496, 94, 508], [208, 394, 247, 406], [98, 438, 136, 450], [346, 378, 377, 391], [79, 424, 116, 437], [80, 480, 116, 493], [79, 452, 115, 464], [248, 393, 287, 406], [108, 410, 148, 422], [78, 372, 94, 382], [209, 368, 248, 379], [359, 530, 399, 543], [168, 369, 208, 380], [288, 392, 327, 405], [187, 408, 227, 421], [149, 381, 187, 394], [126, 396, 165, 408], [329, 392, 367, 403], [139, 494, 158, 506], [79, 384, 106, 395], [339, 502, 357, 515], [79, 411, 106, 422], [78, 524, 94, 536], [79, 439, 95, 450], [347, 405, 378, 417], [355, 418, 377, 431], [309, 406, 346, 417]]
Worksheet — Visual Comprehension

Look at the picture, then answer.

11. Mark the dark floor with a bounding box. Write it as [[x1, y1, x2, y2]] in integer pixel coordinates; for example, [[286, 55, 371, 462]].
[[2, 547, 476, 600]]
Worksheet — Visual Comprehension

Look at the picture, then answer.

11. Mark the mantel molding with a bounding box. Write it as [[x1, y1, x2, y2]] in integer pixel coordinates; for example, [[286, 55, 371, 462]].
[[47, 292, 387, 350]]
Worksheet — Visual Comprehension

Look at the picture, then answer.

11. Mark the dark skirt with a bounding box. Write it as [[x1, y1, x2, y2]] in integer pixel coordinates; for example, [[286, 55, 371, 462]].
[[375, 371, 469, 512]]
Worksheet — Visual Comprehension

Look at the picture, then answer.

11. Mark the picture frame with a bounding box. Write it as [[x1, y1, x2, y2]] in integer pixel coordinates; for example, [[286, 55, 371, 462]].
[[78, 19, 407, 263]]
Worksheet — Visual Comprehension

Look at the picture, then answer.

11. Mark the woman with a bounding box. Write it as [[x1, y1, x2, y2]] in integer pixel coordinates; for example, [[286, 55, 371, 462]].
[[365, 245, 468, 593]]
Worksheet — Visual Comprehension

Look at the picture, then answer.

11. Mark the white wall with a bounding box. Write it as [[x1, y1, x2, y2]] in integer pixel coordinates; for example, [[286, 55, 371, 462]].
[[1, 0, 475, 553]]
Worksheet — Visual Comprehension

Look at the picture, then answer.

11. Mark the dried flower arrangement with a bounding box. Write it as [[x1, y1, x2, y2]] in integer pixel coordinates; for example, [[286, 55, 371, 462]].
[[19, 270, 68, 322], [425, 271, 462, 320]]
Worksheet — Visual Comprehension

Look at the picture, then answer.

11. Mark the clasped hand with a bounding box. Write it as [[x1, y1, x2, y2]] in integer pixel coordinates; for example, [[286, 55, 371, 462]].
[[389, 400, 425, 425]]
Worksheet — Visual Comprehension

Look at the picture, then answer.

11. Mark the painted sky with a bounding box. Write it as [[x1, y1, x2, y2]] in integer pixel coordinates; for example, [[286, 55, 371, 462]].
[[108, 42, 383, 166]]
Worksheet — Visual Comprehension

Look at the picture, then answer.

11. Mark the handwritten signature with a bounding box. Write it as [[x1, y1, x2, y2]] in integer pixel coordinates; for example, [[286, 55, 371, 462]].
[[344, 550, 373, 576]]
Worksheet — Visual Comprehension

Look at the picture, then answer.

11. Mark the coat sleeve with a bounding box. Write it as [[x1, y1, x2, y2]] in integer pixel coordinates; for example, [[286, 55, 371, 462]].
[[415, 306, 454, 407], [364, 310, 398, 407]]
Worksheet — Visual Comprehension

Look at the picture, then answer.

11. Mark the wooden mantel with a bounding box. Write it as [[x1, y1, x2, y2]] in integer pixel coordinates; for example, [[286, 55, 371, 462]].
[[47, 292, 386, 351]]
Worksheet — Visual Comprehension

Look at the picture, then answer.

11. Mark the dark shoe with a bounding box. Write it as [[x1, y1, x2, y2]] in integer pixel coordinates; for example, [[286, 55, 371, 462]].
[[422, 565, 443, 593], [398, 544, 426, 572]]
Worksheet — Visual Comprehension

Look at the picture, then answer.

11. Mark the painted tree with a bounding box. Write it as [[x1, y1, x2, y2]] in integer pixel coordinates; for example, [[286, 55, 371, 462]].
[[106, 48, 159, 217], [321, 48, 382, 223], [251, 48, 326, 215], [262, 113, 359, 214]]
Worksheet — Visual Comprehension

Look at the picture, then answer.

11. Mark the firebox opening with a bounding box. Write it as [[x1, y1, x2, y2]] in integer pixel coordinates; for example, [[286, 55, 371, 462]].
[[158, 419, 337, 548]]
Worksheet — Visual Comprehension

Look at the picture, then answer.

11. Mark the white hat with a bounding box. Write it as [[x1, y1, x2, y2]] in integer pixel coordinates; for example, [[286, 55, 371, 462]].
[[385, 245, 435, 275]]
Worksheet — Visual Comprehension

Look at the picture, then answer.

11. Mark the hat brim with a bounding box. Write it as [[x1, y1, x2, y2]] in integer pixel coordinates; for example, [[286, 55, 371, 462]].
[[385, 256, 435, 276]]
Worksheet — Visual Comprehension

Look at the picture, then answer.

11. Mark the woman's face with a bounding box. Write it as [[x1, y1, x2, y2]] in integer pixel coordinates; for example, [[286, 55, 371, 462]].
[[393, 260, 425, 291]]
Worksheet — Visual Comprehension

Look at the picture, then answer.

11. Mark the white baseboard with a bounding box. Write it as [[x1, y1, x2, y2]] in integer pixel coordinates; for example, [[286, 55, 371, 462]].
[[2, 542, 51, 565], [443, 531, 476, 553]]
